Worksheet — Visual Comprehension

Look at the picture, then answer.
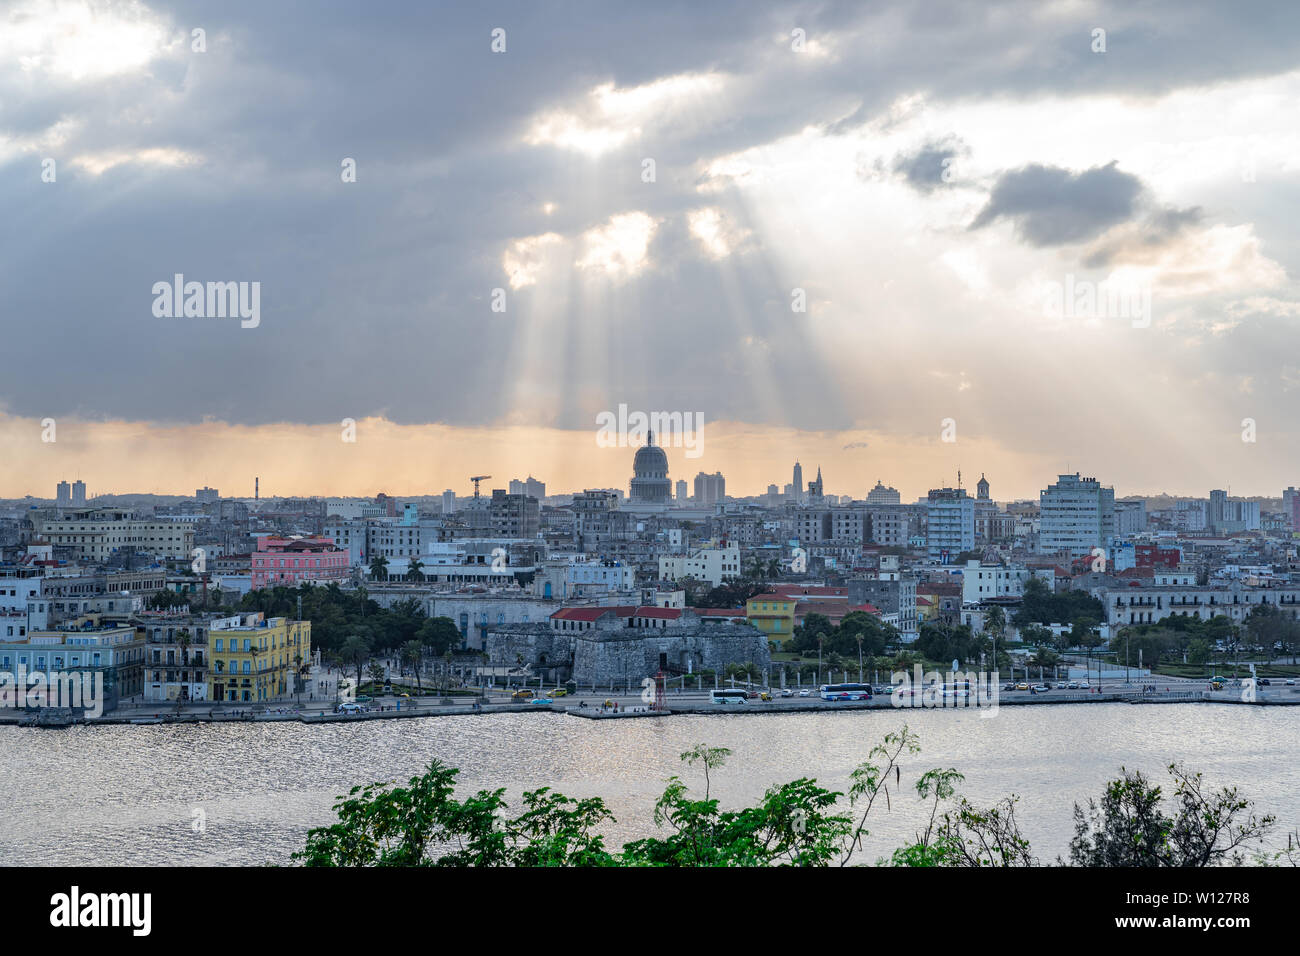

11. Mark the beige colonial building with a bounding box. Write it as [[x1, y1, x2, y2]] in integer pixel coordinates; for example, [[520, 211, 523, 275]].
[[34, 508, 194, 562]]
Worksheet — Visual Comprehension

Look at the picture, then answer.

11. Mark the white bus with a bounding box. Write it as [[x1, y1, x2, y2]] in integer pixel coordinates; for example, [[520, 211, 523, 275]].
[[711, 688, 749, 704], [819, 682, 872, 701]]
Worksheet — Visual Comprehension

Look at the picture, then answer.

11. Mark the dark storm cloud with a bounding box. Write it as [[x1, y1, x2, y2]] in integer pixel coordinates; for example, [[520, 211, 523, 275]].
[[969, 161, 1143, 245], [2, 0, 1299, 432], [891, 138, 965, 192]]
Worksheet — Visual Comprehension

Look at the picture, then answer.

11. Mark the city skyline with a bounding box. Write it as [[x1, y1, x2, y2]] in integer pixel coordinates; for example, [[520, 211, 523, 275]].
[[4, 1, 1300, 508], [5, 420, 1293, 504]]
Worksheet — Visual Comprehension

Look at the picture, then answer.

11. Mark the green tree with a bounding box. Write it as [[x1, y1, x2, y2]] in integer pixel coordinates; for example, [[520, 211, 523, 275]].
[[369, 555, 389, 582], [340, 635, 371, 691], [401, 639, 424, 694], [1067, 764, 1275, 867], [418, 616, 462, 656]]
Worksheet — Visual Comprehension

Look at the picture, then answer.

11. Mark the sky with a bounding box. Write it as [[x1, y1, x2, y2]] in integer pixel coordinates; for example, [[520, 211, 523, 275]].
[[2, 0, 1299, 502]]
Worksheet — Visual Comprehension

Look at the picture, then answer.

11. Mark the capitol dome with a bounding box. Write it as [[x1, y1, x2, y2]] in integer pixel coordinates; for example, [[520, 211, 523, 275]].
[[629, 431, 671, 503]]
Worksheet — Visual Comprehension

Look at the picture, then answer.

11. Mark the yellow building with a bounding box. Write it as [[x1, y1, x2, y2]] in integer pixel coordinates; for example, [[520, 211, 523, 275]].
[[745, 595, 796, 647], [208, 613, 311, 703]]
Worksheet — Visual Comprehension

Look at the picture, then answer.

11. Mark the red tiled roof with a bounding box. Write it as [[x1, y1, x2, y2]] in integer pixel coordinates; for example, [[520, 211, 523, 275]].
[[849, 603, 882, 615], [634, 606, 682, 619], [550, 606, 636, 622]]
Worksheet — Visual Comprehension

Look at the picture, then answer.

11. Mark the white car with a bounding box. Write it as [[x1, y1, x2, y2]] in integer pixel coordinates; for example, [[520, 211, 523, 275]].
[[798, 689, 811, 697], [780, 688, 794, 697]]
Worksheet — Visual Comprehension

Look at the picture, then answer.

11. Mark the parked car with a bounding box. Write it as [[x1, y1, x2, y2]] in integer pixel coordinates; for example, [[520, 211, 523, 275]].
[[1066, 681, 1080, 689], [1055, 682, 1069, 689], [1015, 682, 1030, 691], [1003, 682, 1017, 691], [1032, 684, 1050, 693], [1077, 680, 1090, 688]]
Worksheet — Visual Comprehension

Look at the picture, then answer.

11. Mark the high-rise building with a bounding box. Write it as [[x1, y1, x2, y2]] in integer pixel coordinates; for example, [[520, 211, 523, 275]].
[[693, 471, 725, 506], [441, 489, 457, 514], [676, 480, 689, 502], [488, 489, 539, 538], [195, 486, 219, 503], [1206, 492, 1260, 533], [1038, 473, 1114, 556], [926, 488, 974, 561], [71, 480, 87, 506], [56, 481, 71, 507], [507, 476, 546, 498], [866, 480, 901, 505], [1209, 489, 1228, 530], [792, 462, 804, 505], [1285, 487, 1300, 531]]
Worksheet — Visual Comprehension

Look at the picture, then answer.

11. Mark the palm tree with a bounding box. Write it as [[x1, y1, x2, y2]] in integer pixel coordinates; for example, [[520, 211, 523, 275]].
[[368, 555, 389, 582], [406, 558, 425, 583], [401, 640, 424, 694]]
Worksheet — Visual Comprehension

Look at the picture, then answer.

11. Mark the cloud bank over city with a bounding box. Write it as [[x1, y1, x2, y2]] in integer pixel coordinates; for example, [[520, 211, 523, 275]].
[[3, 0, 1300, 499]]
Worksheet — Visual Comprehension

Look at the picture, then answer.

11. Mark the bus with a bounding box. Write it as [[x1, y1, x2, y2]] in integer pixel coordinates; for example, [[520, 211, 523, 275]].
[[819, 682, 872, 701], [711, 688, 749, 704]]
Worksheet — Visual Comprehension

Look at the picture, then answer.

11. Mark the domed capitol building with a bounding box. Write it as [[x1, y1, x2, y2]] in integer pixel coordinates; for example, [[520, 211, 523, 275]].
[[629, 431, 672, 506]]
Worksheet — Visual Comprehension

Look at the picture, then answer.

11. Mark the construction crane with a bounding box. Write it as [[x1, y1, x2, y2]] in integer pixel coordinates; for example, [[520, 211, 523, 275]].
[[470, 475, 491, 499]]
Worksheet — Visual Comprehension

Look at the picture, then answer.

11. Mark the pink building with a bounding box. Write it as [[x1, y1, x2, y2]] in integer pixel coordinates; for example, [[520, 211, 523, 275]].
[[251, 536, 349, 589]]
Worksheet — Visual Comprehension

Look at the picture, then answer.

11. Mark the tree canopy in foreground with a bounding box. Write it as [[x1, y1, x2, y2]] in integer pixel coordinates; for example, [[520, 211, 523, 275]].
[[292, 726, 1288, 867]]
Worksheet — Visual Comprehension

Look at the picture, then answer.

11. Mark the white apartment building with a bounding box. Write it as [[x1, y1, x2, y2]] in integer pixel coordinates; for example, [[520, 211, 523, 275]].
[[960, 561, 1055, 605], [567, 560, 636, 595], [926, 488, 974, 561], [1100, 580, 1300, 628], [658, 545, 741, 587], [1037, 474, 1114, 556]]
